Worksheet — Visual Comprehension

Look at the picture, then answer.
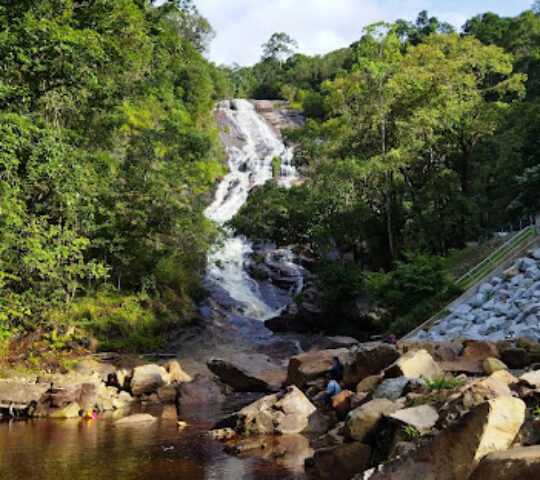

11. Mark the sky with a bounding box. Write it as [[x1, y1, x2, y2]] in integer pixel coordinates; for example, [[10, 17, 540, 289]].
[[187, 0, 534, 66]]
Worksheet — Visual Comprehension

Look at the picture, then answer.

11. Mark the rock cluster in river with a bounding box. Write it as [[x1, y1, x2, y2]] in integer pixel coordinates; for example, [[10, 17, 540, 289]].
[[209, 337, 540, 480], [0, 357, 196, 418], [413, 249, 540, 342]]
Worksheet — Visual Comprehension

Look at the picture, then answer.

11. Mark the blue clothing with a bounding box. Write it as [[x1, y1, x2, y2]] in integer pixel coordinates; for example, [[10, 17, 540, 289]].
[[325, 379, 342, 397], [330, 362, 344, 381]]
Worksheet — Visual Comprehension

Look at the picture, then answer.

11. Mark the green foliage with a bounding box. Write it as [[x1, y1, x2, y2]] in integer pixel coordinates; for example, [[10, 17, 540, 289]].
[[424, 375, 464, 391], [48, 288, 180, 353], [316, 262, 363, 310], [0, 0, 229, 359], [402, 425, 420, 440], [365, 252, 461, 334], [228, 182, 312, 246]]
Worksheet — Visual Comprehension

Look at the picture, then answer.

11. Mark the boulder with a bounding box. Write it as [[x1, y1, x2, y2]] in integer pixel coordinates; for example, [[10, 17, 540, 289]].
[[463, 340, 500, 360], [344, 398, 402, 442], [357, 375, 383, 393], [501, 348, 531, 369], [373, 377, 410, 402], [438, 370, 519, 427], [384, 349, 443, 381], [164, 360, 192, 383], [520, 370, 540, 388], [178, 375, 225, 406], [344, 343, 400, 387], [368, 397, 526, 480], [389, 405, 439, 435], [208, 353, 286, 392], [286, 348, 348, 387], [308, 442, 372, 480], [131, 364, 170, 396], [469, 446, 540, 480], [482, 358, 508, 375], [235, 385, 327, 435], [115, 413, 158, 426], [438, 357, 483, 374]]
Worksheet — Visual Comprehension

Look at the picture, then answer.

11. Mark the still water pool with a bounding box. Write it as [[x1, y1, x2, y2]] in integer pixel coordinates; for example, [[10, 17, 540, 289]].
[[0, 399, 309, 480]]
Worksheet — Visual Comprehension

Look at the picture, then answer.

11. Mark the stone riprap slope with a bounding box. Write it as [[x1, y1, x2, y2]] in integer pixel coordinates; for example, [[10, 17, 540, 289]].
[[413, 248, 540, 343]]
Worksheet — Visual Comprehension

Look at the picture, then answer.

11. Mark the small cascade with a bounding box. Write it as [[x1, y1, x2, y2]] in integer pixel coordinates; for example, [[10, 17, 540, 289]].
[[204, 99, 303, 322]]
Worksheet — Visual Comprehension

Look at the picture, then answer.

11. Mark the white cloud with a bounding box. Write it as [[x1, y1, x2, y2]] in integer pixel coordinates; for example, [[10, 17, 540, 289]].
[[191, 0, 531, 65]]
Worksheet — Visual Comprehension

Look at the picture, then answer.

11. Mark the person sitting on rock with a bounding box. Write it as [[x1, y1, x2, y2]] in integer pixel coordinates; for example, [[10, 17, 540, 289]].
[[320, 373, 342, 407], [329, 356, 344, 382]]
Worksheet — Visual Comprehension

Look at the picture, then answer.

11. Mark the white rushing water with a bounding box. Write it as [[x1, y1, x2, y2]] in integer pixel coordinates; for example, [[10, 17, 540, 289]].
[[204, 99, 300, 321]]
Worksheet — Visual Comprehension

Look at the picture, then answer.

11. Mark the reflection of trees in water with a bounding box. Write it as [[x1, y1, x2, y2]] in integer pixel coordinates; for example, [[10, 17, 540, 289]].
[[0, 406, 307, 480]]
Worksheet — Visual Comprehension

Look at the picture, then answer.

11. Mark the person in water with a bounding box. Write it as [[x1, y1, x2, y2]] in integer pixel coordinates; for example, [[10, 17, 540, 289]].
[[320, 373, 342, 407], [330, 356, 344, 382]]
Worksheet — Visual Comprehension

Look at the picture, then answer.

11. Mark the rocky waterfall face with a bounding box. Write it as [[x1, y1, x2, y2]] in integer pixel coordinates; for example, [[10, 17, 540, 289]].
[[204, 99, 303, 323]]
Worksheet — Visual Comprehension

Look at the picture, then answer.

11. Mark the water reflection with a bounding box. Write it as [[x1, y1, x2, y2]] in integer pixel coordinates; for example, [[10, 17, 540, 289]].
[[0, 401, 310, 480]]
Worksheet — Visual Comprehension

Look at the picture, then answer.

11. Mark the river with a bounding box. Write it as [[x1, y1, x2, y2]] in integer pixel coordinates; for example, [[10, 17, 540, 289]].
[[0, 400, 308, 480]]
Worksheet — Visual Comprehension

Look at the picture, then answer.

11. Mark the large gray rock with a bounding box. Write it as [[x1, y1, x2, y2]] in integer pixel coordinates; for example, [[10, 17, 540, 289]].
[[178, 375, 225, 406], [468, 446, 540, 480], [131, 364, 170, 396], [208, 353, 286, 392], [344, 343, 400, 388], [373, 378, 410, 402]]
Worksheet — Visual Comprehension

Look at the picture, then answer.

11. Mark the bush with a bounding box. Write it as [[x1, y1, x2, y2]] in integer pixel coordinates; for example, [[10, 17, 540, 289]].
[[365, 251, 461, 335]]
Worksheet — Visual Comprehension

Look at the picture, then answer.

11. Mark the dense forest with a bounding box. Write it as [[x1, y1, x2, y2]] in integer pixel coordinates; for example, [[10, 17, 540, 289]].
[[0, 0, 234, 364], [1, 1, 539, 366], [227, 8, 540, 336]]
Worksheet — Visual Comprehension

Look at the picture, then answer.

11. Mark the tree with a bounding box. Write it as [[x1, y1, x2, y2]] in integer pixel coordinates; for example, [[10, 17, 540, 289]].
[[261, 32, 298, 65]]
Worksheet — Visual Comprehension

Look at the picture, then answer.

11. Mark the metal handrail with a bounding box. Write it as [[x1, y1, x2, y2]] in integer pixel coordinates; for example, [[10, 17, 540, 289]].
[[455, 225, 537, 288]]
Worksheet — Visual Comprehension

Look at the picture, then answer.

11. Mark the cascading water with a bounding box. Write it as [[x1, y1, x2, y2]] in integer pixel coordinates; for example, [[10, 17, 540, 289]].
[[204, 99, 302, 322]]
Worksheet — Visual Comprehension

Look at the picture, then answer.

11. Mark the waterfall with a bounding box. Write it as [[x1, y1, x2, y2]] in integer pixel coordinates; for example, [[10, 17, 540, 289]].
[[204, 99, 302, 322]]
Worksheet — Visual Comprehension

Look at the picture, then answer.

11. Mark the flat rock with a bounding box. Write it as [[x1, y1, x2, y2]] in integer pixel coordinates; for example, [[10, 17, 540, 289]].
[[208, 353, 286, 392], [115, 413, 158, 426], [287, 348, 348, 387], [439, 357, 483, 374], [389, 405, 439, 434]]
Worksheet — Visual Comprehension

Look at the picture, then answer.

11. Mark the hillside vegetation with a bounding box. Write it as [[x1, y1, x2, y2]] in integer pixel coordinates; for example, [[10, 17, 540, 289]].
[[0, 0, 234, 367], [228, 9, 540, 336]]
